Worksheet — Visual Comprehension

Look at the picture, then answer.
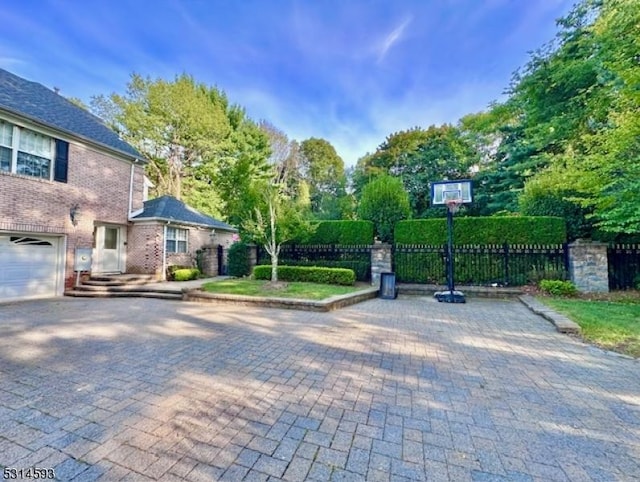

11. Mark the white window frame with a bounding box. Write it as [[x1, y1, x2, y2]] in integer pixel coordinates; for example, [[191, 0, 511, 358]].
[[0, 120, 55, 181], [166, 227, 188, 253]]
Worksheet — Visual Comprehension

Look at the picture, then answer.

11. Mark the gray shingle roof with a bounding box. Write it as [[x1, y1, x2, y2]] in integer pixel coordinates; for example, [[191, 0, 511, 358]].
[[0, 68, 142, 160], [132, 195, 237, 231]]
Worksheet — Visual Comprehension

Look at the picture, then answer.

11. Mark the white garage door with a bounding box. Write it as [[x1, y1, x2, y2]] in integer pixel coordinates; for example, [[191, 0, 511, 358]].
[[0, 234, 64, 301]]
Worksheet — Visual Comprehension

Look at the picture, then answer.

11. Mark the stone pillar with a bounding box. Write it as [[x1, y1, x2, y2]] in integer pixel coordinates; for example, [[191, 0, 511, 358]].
[[371, 244, 392, 287], [568, 239, 609, 292], [200, 245, 219, 277], [248, 244, 258, 272]]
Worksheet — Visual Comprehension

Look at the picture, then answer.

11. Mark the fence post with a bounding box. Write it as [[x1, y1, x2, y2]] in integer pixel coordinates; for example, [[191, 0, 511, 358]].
[[370, 244, 393, 287], [568, 239, 609, 292], [503, 243, 509, 285]]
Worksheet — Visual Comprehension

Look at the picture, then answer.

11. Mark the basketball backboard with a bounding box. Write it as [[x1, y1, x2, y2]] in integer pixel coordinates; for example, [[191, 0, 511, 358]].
[[431, 180, 473, 206]]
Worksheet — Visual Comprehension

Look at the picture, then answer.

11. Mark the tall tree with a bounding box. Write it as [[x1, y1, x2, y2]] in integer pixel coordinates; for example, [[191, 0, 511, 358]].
[[242, 171, 313, 283], [352, 128, 430, 197], [258, 121, 307, 203], [299, 138, 347, 218], [505, 0, 640, 233], [215, 109, 272, 227], [402, 125, 477, 217], [354, 125, 477, 218], [93, 74, 230, 205], [358, 175, 411, 243]]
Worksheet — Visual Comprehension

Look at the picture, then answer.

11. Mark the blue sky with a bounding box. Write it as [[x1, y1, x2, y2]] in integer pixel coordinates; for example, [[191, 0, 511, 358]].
[[1, 0, 573, 166]]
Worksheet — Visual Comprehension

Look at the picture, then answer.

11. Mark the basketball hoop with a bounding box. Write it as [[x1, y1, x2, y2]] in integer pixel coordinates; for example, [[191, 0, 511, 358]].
[[445, 198, 463, 214]]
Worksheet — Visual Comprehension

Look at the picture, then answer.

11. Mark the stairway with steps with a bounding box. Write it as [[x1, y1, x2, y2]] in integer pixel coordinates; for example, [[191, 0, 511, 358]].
[[65, 274, 184, 300]]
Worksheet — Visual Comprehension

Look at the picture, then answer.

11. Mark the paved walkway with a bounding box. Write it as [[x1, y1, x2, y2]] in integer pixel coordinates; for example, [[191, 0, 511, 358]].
[[0, 296, 638, 481]]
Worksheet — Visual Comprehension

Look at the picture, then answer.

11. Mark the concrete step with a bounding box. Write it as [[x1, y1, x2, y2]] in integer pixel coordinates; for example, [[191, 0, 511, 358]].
[[65, 290, 183, 300], [74, 285, 182, 295], [82, 280, 127, 287], [88, 274, 155, 284]]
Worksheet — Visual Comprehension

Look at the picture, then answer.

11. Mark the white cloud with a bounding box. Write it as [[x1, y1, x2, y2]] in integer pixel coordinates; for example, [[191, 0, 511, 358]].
[[376, 16, 413, 63]]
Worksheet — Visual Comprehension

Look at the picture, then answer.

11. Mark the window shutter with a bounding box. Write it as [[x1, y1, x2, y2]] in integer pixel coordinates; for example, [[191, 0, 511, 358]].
[[53, 139, 69, 183]]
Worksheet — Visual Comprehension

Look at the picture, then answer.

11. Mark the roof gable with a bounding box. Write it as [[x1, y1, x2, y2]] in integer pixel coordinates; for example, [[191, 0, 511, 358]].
[[132, 195, 237, 231], [0, 68, 142, 160]]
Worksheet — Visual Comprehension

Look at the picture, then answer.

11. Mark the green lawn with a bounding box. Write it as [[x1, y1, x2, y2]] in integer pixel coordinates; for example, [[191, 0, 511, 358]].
[[539, 297, 640, 357], [201, 279, 362, 301]]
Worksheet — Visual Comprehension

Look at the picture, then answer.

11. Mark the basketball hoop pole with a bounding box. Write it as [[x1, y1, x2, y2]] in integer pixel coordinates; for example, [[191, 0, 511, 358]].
[[431, 179, 471, 303], [446, 206, 455, 299]]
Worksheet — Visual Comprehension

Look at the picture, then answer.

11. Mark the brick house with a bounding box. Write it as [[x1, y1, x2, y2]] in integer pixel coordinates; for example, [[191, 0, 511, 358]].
[[129, 195, 237, 279], [0, 68, 235, 302]]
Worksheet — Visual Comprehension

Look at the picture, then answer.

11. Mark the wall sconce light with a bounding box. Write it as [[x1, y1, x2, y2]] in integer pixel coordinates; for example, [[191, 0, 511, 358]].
[[210, 229, 216, 238], [70, 203, 80, 227]]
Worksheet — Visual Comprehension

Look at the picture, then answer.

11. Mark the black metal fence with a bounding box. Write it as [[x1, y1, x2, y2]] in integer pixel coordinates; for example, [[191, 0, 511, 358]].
[[257, 244, 372, 282], [393, 243, 569, 286], [608, 244, 640, 290]]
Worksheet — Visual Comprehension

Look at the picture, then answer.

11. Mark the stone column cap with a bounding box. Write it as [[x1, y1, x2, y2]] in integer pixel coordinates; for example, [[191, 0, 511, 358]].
[[569, 238, 609, 247]]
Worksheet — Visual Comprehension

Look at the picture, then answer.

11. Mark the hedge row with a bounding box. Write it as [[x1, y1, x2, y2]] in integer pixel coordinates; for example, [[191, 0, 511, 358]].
[[395, 216, 567, 245], [301, 220, 374, 245], [253, 265, 356, 285], [279, 258, 370, 282]]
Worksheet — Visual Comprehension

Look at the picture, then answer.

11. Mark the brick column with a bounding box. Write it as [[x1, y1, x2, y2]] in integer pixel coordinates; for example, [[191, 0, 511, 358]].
[[248, 244, 258, 272], [370, 244, 392, 287], [200, 245, 219, 277], [568, 239, 609, 293]]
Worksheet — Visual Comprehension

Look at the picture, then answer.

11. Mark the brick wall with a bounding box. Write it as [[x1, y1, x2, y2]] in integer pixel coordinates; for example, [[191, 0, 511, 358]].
[[128, 224, 232, 279], [0, 139, 144, 289], [127, 222, 163, 278]]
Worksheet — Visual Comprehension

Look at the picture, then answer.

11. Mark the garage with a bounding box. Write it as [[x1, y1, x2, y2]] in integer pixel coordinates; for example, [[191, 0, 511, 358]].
[[0, 233, 65, 302]]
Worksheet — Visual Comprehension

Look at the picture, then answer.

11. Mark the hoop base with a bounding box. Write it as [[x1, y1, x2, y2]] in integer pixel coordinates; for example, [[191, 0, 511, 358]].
[[434, 290, 466, 303]]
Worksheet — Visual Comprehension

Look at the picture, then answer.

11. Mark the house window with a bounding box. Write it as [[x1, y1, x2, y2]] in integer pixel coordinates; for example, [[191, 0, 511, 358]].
[[166, 227, 188, 253], [0, 120, 56, 180]]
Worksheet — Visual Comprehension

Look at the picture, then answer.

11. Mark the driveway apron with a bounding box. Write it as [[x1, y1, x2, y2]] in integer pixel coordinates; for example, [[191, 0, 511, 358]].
[[0, 296, 638, 481]]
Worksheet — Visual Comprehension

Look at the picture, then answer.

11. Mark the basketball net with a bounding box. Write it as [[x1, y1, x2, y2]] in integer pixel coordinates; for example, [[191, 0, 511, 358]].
[[445, 199, 463, 214]]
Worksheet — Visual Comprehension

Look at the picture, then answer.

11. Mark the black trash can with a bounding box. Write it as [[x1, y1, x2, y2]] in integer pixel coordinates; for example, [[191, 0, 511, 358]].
[[380, 272, 398, 299]]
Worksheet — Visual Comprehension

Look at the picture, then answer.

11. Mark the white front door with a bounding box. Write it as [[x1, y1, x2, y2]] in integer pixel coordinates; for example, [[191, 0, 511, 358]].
[[94, 225, 125, 273]]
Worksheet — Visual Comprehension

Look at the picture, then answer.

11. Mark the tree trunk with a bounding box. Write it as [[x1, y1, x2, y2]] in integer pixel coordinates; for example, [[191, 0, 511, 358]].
[[271, 253, 278, 282]]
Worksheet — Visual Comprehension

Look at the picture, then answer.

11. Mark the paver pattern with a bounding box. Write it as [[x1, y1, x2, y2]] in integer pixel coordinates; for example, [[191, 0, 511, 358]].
[[0, 296, 639, 481]]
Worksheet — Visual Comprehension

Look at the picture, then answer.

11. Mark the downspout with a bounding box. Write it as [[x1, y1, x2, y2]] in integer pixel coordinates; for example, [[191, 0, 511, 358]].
[[128, 162, 135, 220], [162, 222, 169, 281]]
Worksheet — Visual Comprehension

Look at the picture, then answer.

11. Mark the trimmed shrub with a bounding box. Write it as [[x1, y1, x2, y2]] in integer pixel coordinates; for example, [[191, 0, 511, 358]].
[[227, 242, 252, 277], [298, 220, 375, 245], [253, 265, 356, 286], [167, 265, 192, 280], [173, 268, 200, 281], [279, 258, 370, 282], [395, 216, 567, 245], [539, 279, 577, 296]]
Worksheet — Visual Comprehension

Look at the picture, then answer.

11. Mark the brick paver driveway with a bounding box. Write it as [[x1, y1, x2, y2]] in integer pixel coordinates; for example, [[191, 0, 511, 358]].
[[1, 296, 639, 481]]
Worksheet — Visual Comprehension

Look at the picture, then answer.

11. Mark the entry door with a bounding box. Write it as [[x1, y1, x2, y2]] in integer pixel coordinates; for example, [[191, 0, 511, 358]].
[[95, 225, 124, 273]]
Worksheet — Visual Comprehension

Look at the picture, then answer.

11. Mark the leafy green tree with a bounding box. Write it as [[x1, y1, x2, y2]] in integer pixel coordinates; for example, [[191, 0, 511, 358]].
[[403, 125, 477, 217], [357, 175, 411, 243], [299, 138, 347, 218], [91, 73, 272, 222], [352, 127, 430, 195], [519, 179, 593, 241], [215, 111, 272, 227], [92, 74, 231, 215], [243, 177, 313, 282], [511, 0, 640, 233], [352, 126, 477, 218]]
